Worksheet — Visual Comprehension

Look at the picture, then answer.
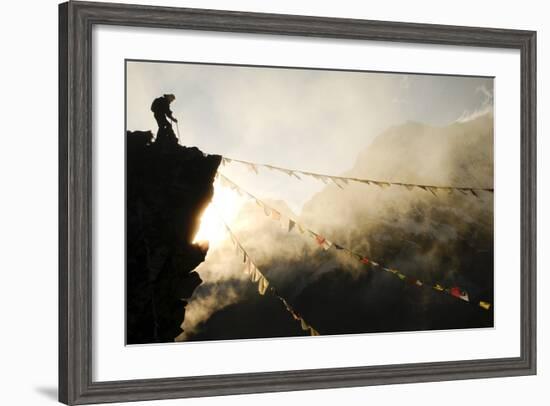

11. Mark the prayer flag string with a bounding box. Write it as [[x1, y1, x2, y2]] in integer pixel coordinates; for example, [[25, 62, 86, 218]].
[[220, 216, 320, 336], [217, 172, 492, 311], [220, 156, 493, 196]]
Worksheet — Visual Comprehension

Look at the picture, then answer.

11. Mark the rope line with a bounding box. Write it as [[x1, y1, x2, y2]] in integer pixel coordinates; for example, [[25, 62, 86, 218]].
[[217, 172, 492, 311], [220, 216, 320, 336], [221, 156, 493, 196]]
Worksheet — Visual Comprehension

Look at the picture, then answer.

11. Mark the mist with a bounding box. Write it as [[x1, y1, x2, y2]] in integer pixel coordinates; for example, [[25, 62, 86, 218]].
[[180, 112, 494, 340]]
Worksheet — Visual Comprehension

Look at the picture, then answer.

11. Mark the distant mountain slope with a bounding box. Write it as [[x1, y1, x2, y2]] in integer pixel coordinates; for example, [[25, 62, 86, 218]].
[[350, 113, 493, 186], [298, 113, 494, 319], [301, 113, 493, 249]]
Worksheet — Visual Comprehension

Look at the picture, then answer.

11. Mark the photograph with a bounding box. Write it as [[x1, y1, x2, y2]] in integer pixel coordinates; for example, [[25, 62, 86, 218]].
[[125, 60, 495, 345]]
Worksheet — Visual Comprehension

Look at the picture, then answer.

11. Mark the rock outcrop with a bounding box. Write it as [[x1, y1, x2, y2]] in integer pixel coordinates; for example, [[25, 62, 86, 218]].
[[126, 131, 221, 344]]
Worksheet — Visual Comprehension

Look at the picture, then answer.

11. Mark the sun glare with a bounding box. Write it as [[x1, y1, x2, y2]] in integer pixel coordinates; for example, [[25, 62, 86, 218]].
[[193, 180, 242, 246]]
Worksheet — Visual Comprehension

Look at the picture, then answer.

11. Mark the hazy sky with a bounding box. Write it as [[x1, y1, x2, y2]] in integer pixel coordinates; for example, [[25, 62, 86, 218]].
[[126, 60, 492, 213]]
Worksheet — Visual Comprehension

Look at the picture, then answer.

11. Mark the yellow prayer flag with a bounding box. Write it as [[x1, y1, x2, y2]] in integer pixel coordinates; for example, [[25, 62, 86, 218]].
[[250, 267, 261, 283], [434, 284, 445, 291], [479, 301, 491, 310], [300, 318, 309, 331], [258, 276, 269, 295]]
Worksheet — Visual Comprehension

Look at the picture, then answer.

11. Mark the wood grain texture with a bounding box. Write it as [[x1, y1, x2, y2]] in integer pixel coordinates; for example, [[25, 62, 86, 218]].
[[58, 1, 537, 404]]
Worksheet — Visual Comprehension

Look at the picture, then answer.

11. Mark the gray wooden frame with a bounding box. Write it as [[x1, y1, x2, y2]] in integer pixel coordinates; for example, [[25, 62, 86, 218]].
[[59, 1, 537, 404]]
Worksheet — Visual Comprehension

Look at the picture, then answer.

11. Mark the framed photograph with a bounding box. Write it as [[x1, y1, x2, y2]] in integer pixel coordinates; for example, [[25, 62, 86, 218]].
[[59, 1, 536, 404]]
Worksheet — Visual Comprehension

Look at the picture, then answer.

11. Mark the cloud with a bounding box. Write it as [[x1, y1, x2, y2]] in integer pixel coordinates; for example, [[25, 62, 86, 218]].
[[456, 84, 494, 123], [127, 62, 493, 211]]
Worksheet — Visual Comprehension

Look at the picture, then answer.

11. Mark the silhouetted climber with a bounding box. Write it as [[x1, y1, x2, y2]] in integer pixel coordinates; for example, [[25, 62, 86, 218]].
[[151, 94, 178, 143]]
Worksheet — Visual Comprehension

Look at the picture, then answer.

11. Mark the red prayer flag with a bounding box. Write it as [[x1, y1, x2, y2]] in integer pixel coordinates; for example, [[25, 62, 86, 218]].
[[450, 287, 462, 298], [361, 257, 369, 264], [316, 235, 326, 245]]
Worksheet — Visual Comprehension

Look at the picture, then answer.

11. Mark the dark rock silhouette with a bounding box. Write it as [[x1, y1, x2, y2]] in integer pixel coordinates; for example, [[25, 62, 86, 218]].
[[126, 129, 221, 344]]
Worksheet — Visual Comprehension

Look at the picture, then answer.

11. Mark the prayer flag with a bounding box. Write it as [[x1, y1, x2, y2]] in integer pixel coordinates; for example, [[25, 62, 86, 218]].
[[283, 169, 301, 179], [300, 318, 309, 331], [258, 276, 269, 295], [426, 187, 438, 197], [479, 301, 491, 310], [397, 273, 407, 280], [280, 216, 290, 231], [272, 210, 281, 221], [244, 259, 252, 275], [361, 257, 369, 264], [310, 328, 320, 336], [373, 181, 390, 188], [316, 235, 332, 250], [450, 287, 470, 302], [434, 284, 445, 291], [250, 267, 262, 283], [310, 173, 329, 184], [332, 178, 344, 189], [288, 220, 296, 232], [263, 206, 271, 216], [247, 163, 259, 174], [350, 252, 360, 260]]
